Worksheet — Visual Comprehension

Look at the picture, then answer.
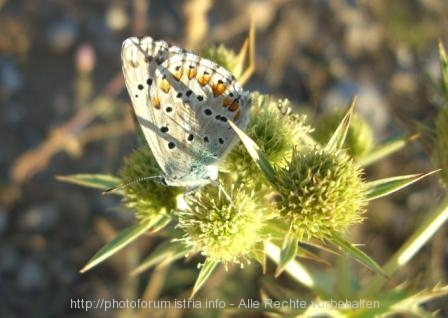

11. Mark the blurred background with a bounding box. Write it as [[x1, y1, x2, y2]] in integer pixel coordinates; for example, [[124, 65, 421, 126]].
[[0, 0, 447, 317]]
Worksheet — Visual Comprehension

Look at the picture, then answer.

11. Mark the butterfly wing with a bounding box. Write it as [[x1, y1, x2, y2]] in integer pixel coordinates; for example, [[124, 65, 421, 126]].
[[122, 37, 251, 188], [121, 37, 184, 178], [150, 53, 251, 187]]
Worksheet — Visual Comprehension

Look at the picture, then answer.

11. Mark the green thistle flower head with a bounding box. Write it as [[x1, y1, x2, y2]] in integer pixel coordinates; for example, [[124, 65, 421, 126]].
[[313, 110, 374, 158], [432, 106, 448, 187], [177, 185, 271, 265], [274, 147, 367, 241], [118, 147, 182, 223], [225, 93, 311, 183]]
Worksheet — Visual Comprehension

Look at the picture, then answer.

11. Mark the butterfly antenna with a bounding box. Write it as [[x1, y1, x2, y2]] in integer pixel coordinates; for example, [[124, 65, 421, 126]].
[[102, 176, 160, 195]]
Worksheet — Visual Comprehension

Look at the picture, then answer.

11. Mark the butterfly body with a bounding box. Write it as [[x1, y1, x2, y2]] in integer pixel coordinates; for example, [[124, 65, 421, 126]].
[[121, 37, 250, 188]]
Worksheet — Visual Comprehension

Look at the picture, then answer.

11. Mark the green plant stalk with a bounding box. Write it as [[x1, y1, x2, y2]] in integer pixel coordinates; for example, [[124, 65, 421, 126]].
[[362, 195, 448, 296]]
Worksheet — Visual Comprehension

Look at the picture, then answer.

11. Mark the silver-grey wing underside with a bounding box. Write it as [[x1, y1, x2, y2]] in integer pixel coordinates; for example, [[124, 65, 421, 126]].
[[121, 37, 250, 187]]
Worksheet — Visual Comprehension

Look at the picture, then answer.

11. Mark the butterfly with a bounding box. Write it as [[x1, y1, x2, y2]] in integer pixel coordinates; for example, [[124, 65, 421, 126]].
[[121, 37, 251, 189]]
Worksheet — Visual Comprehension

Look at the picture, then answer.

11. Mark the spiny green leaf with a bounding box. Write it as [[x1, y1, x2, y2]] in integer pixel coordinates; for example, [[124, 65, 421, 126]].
[[365, 170, 439, 201], [131, 241, 191, 276], [439, 41, 448, 97], [276, 233, 299, 276], [358, 133, 418, 167], [56, 174, 120, 192], [80, 216, 169, 273], [325, 97, 356, 152], [264, 242, 316, 289], [228, 119, 277, 184], [190, 259, 219, 299], [363, 197, 448, 296], [303, 241, 341, 257], [331, 233, 386, 277], [296, 247, 331, 266]]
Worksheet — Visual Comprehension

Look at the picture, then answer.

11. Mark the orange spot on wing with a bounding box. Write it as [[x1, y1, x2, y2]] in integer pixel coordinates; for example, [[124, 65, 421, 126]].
[[151, 97, 161, 109], [197, 73, 211, 86], [222, 97, 233, 107], [160, 78, 171, 93], [228, 101, 240, 112], [212, 82, 226, 97], [233, 109, 241, 121], [173, 67, 183, 81], [187, 66, 197, 79]]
